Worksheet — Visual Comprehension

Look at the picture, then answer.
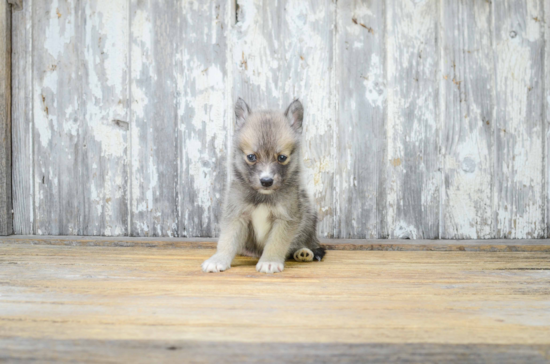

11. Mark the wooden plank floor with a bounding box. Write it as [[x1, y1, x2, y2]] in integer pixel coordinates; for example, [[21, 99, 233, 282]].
[[1, 243, 549, 363], [3, 235, 550, 251]]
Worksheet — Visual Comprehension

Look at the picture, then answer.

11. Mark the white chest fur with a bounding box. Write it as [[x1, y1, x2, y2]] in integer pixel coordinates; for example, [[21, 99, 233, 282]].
[[250, 204, 272, 245]]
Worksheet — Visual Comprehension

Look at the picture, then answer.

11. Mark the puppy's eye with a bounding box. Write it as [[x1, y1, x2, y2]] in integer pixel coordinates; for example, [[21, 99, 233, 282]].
[[278, 155, 287, 163], [247, 154, 257, 162]]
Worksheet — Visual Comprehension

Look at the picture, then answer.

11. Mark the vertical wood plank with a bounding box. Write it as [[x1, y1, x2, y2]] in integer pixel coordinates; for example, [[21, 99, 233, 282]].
[[130, 0, 178, 236], [440, 0, 494, 239], [546, 0, 550, 238], [33, 0, 82, 234], [386, 0, 440, 239], [334, 0, 386, 238], [176, 1, 229, 237], [233, 0, 335, 237], [80, 0, 129, 235], [0, 0, 12, 235], [282, 0, 335, 238], [32, 0, 129, 235], [493, 0, 545, 238], [232, 0, 284, 109], [12, 0, 33, 234]]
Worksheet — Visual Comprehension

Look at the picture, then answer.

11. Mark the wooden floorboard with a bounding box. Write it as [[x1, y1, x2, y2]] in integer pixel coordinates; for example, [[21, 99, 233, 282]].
[[2, 235, 550, 252], [0, 243, 549, 362]]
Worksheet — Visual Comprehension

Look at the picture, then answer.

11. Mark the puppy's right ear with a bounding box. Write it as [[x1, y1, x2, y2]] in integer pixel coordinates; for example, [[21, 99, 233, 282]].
[[235, 98, 251, 128]]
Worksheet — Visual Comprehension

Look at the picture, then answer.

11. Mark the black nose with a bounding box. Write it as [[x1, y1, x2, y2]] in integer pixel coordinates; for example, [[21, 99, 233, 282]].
[[260, 178, 273, 187]]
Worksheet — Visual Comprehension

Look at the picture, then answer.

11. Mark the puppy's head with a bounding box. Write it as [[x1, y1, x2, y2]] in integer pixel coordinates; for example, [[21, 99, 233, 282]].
[[233, 98, 303, 194]]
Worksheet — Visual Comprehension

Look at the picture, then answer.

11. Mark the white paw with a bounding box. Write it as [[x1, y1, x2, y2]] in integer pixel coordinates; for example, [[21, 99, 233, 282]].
[[256, 261, 284, 274], [202, 254, 232, 273], [293, 248, 314, 262]]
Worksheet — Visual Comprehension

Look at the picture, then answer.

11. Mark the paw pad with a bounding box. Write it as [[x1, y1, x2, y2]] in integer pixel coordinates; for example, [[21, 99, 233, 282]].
[[293, 248, 314, 262]]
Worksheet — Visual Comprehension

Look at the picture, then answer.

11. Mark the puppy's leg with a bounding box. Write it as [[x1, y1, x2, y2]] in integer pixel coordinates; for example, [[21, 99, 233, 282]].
[[202, 219, 247, 273], [256, 221, 296, 274]]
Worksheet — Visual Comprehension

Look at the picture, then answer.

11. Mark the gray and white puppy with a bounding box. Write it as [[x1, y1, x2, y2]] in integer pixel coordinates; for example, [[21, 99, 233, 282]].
[[202, 98, 325, 274]]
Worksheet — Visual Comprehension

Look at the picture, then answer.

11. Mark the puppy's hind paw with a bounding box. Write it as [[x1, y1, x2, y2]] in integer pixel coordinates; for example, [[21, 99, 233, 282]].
[[201, 254, 231, 273], [256, 261, 284, 274], [293, 248, 314, 262]]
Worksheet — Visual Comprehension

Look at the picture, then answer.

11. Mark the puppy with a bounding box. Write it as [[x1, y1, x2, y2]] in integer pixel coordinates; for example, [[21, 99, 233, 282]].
[[201, 98, 325, 274]]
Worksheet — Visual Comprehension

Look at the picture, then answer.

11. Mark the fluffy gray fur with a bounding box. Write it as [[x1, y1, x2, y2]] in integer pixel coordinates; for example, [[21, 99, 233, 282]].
[[201, 98, 325, 274]]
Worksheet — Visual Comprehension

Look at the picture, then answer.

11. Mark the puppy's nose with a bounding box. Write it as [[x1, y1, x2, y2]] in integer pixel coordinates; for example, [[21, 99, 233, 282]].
[[260, 178, 273, 187]]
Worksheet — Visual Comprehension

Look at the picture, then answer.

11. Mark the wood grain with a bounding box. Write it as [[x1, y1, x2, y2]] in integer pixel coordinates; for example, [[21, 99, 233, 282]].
[[0, 243, 549, 361], [28, 1, 129, 235], [129, 0, 178, 237], [546, 0, 550, 239], [281, 0, 335, 238], [440, 0, 494, 238], [176, 0, 229, 238], [493, 0, 545, 239], [2, 235, 550, 252], [2, 340, 549, 363], [334, 0, 387, 238], [80, 0, 129, 236], [8, 0, 550, 239], [0, 0, 12, 236], [11, 0, 33, 234], [32, 0, 84, 234], [386, 0, 440, 239]]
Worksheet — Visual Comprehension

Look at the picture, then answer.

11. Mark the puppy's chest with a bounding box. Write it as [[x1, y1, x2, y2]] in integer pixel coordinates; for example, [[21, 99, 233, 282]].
[[250, 205, 273, 245]]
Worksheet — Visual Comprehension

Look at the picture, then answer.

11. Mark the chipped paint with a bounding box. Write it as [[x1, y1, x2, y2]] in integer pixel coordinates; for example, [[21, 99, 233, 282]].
[[386, 0, 440, 239], [440, 0, 493, 239], [493, 0, 545, 239], [10, 0, 550, 239], [391, 158, 402, 167]]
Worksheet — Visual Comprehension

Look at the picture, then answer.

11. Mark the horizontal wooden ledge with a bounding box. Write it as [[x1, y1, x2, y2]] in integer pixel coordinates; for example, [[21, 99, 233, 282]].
[[1, 235, 550, 252]]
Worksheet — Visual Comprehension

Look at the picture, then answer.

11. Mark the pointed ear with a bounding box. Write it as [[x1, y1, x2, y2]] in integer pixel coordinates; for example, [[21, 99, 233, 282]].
[[284, 99, 303, 133], [235, 98, 251, 128]]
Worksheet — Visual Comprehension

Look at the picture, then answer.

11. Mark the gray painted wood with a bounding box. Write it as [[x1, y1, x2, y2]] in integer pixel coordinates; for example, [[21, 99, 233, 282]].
[[80, 0, 129, 236], [9, 0, 550, 239], [7, 0, 22, 11], [546, 0, 550, 239], [31, 1, 129, 235], [176, 0, 229, 238], [32, 0, 82, 235], [334, 0, 386, 238], [129, 0, 179, 237], [280, 0, 335, 238], [386, 0, 440, 239], [440, 0, 494, 239], [11, 0, 33, 234], [493, 0, 545, 239], [0, 0, 12, 235]]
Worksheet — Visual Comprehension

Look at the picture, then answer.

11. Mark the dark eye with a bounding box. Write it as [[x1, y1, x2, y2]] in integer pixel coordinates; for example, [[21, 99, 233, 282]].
[[278, 155, 287, 163], [247, 154, 257, 162]]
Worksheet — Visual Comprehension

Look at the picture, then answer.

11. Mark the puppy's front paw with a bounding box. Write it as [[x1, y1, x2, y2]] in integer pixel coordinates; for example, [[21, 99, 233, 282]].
[[256, 261, 284, 274], [202, 254, 232, 273]]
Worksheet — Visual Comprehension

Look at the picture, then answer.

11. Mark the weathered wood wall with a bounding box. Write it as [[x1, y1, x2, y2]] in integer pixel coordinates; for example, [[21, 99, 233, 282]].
[[1, 0, 12, 235], [10, 0, 550, 239]]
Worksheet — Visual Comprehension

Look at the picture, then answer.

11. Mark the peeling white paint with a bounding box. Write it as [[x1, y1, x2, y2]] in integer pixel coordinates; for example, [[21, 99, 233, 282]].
[[43, 0, 75, 59], [12, 0, 550, 239]]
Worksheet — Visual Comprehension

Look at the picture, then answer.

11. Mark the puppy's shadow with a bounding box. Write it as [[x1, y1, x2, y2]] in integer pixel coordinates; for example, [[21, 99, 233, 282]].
[[231, 255, 258, 267]]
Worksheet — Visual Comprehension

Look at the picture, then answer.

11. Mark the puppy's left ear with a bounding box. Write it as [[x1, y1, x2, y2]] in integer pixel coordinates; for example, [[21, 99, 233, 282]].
[[284, 99, 303, 133], [235, 98, 252, 129]]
